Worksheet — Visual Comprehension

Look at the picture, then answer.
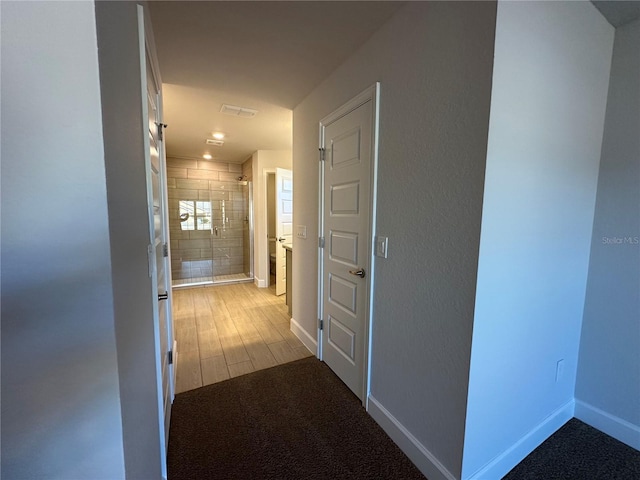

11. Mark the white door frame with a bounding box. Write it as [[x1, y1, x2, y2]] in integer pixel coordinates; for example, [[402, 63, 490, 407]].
[[317, 83, 380, 408], [263, 168, 277, 287], [275, 167, 293, 296]]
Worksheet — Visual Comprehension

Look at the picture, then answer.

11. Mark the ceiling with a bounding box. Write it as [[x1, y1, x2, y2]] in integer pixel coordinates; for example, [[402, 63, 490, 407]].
[[592, 0, 640, 27], [150, 1, 639, 165], [149, 1, 404, 163]]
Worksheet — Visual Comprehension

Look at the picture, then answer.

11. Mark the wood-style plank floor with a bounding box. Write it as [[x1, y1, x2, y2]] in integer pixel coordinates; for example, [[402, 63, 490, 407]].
[[172, 282, 313, 394]]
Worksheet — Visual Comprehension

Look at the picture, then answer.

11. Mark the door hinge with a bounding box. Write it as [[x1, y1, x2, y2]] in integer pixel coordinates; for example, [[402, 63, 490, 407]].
[[163, 243, 169, 257], [319, 319, 324, 330], [156, 122, 167, 141], [168, 350, 173, 365], [318, 237, 325, 248], [319, 147, 326, 162]]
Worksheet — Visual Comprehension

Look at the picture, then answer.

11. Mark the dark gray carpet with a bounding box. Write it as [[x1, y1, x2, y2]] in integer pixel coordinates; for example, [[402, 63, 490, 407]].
[[167, 357, 426, 480], [168, 357, 640, 480], [504, 418, 640, 479]]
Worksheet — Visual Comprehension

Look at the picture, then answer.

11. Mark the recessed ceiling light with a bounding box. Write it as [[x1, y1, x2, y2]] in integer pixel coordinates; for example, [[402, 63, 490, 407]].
[[212, 132, 225, 140], [203, 153, 212, 160]]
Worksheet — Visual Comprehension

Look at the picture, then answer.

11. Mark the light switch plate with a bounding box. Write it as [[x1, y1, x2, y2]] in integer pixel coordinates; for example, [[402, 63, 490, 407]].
[[376, 236, 388, 258], [296, 225, 307, 239]]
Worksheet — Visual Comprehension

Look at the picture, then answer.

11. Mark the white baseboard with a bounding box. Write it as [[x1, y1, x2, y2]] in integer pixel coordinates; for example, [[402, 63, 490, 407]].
[[290, 317, 317, 355], [575, 399, 640, 450], [368, 395, 456, 480], [254, 277, 267, 288], [464, 399, 574, 480]]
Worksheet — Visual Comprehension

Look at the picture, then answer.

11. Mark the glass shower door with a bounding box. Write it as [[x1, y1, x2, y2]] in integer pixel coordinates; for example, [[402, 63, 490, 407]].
[[210, 180, 249, 283], [173, 184, 214, 285]]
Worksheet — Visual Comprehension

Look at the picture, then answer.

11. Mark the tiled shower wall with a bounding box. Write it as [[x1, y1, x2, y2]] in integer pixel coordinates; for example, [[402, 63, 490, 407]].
[[167, 157, 246, 282]]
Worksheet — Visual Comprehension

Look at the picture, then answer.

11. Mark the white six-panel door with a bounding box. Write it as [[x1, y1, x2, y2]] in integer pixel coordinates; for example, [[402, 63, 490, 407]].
[[320, 85, 378, 402]]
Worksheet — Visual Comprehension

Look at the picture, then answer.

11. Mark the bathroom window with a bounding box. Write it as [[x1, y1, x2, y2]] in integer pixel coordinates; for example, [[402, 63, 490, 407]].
[[179, 200, 211, 231]]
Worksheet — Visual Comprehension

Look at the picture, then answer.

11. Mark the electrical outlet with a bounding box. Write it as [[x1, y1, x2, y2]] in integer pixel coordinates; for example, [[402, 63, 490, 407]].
[[375, 236, 388, 258], [296, 225, 307, 239]]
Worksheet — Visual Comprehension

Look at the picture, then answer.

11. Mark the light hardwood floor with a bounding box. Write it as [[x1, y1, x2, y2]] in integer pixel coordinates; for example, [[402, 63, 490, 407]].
[[172, 282, 313, 394]]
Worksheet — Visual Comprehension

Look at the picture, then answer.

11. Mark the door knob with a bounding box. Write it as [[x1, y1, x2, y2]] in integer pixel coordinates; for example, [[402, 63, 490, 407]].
[[348, 268, 366, 278], [158, 292, 168, 301], [278, 237, 286, 242]]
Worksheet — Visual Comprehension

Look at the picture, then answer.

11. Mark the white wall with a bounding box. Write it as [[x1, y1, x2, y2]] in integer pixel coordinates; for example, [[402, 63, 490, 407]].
[[94, 2, 164, 478], [292, 3, 496, 478], [1, 2, 125, 478], [252, 150, 292, 287], [462, 2, 614, 478], [575, 17, 640, 449]]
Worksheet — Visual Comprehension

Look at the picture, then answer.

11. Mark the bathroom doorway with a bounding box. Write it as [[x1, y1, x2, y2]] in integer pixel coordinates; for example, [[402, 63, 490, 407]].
[[265, 168, 293, 295]]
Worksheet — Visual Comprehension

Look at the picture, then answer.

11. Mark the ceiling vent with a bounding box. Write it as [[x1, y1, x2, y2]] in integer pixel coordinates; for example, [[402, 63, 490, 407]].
[[206, 139, 225, 146], [220, 104, 258, 118]]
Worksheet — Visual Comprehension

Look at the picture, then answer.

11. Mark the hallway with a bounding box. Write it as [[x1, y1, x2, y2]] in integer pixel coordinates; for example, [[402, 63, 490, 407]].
[[173, 283, 312, 393]]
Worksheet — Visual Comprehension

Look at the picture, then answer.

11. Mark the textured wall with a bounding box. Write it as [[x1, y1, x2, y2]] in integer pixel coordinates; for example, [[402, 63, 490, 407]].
[[576, 18, 640, 447], [463, 2, 614, 478], [1, 2, 125, 478], [292, 3, 496, 477]]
